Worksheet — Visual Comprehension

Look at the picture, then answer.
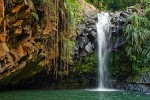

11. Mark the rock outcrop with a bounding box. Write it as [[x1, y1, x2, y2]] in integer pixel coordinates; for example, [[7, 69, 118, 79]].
[[0, 0, 59, 85], [74, 10, 129, 58], [74, 13, 97, 59]]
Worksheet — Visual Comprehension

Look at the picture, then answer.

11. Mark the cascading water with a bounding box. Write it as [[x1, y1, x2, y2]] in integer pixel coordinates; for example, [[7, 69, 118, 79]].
[[96, 12, 111, 90]]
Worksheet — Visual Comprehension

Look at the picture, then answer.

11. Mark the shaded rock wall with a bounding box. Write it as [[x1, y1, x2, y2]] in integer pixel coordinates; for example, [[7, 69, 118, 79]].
[[74, 12, 97, 59], [0, 0, 58, 85]]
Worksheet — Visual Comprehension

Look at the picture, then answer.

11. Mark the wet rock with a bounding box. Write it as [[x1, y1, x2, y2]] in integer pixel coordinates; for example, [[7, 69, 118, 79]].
[[80, 50, 87, 56], [126, 84, 150, 93], [91, 14, 98, 21], [78, 36, 89, 48], [85, 42, 93, 53], [74, 11, 98, 58], [77, 24, 86, 31], [87, 28, 92, 32], [138, 72, 150, 84], [87, 19, 96, 24], [120, 12, 129, 18], [90, 25, 96, 30], [90, 31, 96, 37]]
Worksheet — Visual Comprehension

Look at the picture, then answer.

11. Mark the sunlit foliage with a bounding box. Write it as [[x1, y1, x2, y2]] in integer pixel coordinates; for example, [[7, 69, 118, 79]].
[[86, 0, 141, 10]]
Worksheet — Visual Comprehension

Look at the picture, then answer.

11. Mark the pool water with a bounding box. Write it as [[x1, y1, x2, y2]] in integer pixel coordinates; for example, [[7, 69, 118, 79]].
[[0, 89, 150, 100]]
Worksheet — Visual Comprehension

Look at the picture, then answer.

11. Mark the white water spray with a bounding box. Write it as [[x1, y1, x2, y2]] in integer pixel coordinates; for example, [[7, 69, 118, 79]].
[[96, 12, 111, 89]]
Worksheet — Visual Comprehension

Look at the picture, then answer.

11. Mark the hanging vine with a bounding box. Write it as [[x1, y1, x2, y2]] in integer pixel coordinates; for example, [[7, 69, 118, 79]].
[[29, 0, 82, 79]]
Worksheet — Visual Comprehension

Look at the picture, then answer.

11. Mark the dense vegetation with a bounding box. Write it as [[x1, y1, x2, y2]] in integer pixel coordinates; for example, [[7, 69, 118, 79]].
[[86, 0, 141, 10], [111, 0, 150, 81]]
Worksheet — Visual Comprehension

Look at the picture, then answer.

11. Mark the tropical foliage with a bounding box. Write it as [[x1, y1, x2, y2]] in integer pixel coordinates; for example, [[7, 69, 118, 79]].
[[125, 1, 150, 75], [86, 0, 141, 10], [111, 0, 150, 81]]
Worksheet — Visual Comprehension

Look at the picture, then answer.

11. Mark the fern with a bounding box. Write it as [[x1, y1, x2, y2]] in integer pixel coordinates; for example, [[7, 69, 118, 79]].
[[125, 13, 150, 51], [124, 6, 150, 75]]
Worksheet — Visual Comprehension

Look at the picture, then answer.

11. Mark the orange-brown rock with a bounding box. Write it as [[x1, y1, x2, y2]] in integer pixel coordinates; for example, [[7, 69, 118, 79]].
[[0, 49, 6, 58], [12, 0, 17, 3], [0, 43, 9, 53], [0, 34, 6, 43], [27, 54, 32, 61], [22, 42, 33, 54], [5, 54, 14, 69], [23, 26, 32, 35], [13, 20, 23, 27], [9, 49, 20, 63], [43, 24, 52, 34], [0, 0, 4, 24], [12, 4, 24, 13], [16, 45, 24, 57], [17, 61, 26, 69], [6, 53, 14, 64], [24, 0, 28, 5], [24, 8, 31, 18], [0, 0, 60, 85], [14, 27, 22, 34]]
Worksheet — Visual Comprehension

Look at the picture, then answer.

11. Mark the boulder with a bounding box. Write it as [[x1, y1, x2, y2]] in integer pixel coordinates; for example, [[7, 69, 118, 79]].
[[85, 42, 93, 53]]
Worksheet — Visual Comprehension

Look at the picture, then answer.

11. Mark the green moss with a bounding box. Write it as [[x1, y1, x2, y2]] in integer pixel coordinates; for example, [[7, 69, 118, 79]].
[[71, 53, 98, 74], [110, 48, 132, 80], [54, 53, 98, 88]]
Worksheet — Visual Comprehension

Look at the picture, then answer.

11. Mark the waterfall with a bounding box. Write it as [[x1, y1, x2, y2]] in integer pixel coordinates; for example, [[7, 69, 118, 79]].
[[96, 12, 111, 89]]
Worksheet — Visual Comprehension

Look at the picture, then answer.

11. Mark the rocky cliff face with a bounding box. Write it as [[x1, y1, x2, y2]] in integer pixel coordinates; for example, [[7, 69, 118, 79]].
[[74, 13, 97, 59], [0, 0, 60, 85], [0, 0, 98, 87]]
